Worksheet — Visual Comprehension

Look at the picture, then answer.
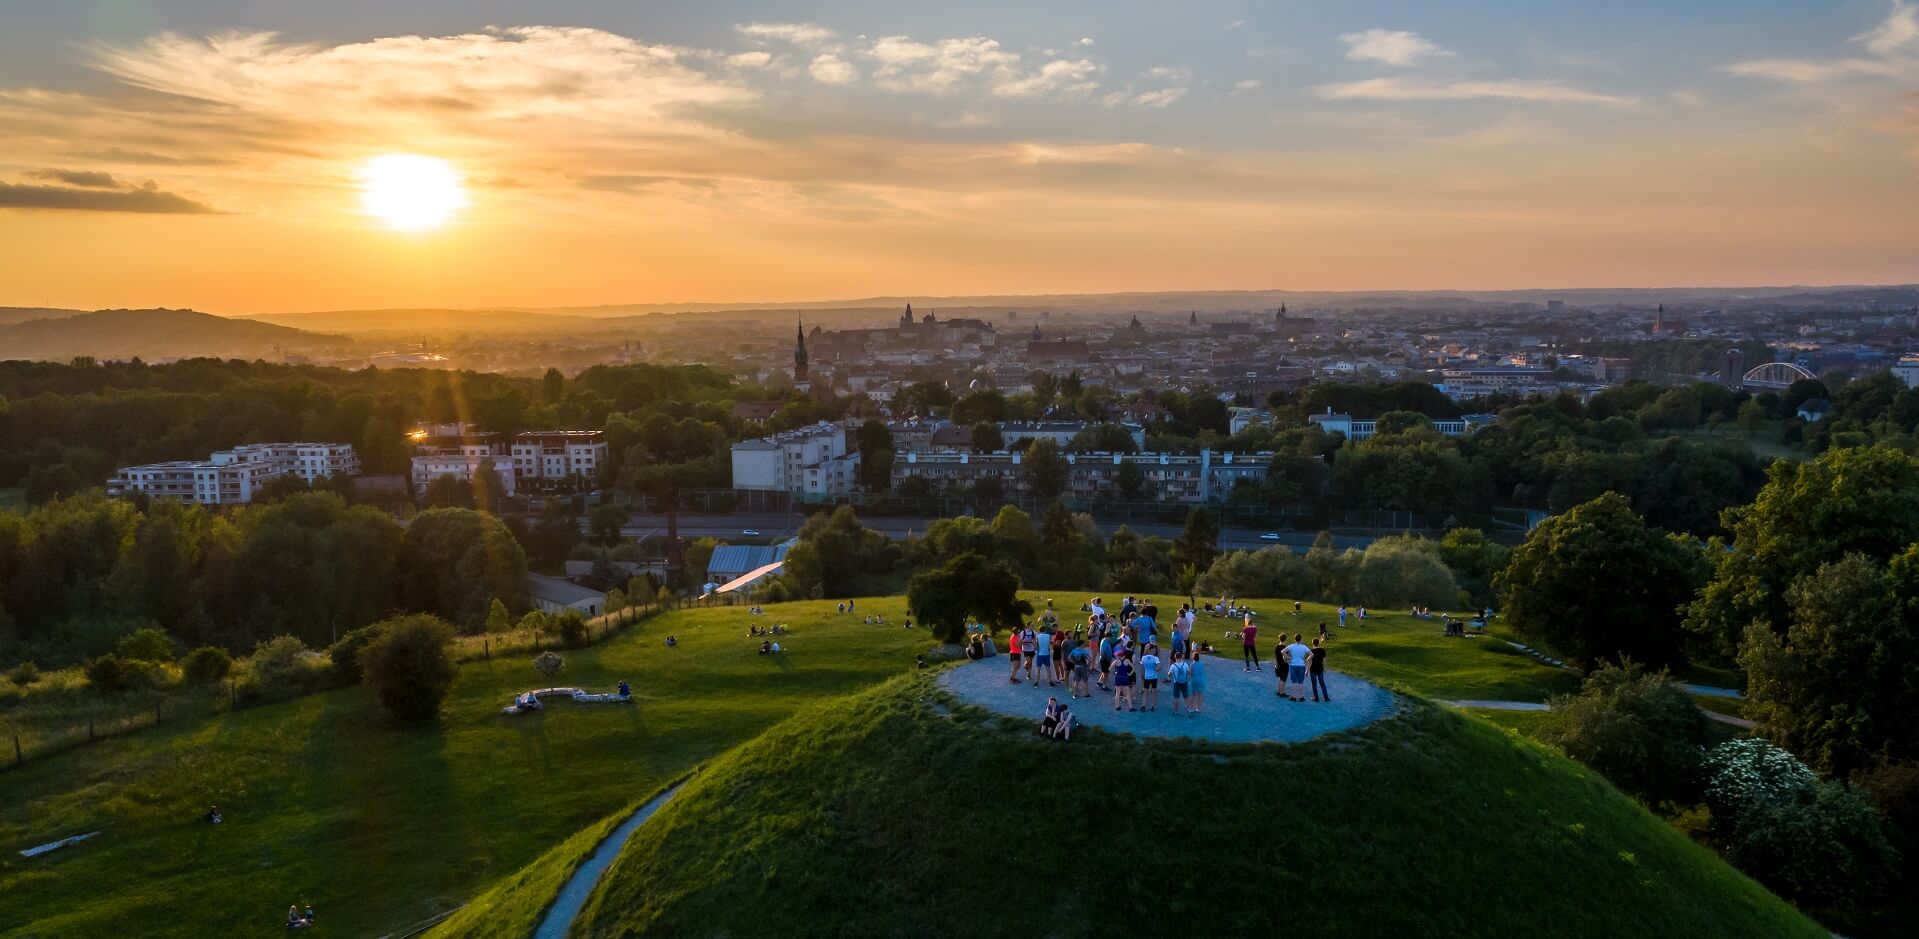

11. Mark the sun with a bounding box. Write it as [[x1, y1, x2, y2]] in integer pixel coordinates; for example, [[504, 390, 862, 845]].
[[358, 154, 467, 231]]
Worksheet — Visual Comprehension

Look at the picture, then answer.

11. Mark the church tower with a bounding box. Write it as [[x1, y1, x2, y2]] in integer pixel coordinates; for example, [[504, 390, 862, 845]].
[[794, 318, 809, 384], [900, 304, 913, 328]]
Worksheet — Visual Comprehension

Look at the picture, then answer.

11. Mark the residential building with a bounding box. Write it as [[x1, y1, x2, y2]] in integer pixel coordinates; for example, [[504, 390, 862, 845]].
[[998, 420, 1147, 450], [107, 441, 359, 506], [411, 451, 517, 497], [1306, 409, 1495, 442], [407, 426, 602, 496], [1893, 355, 1919, 389], [520, 573, 604, 617], [1435, 367, 1553, 401], [508, 431, 606, 487], [730, 422, 860, 498], [889, 448, 1270, 504]]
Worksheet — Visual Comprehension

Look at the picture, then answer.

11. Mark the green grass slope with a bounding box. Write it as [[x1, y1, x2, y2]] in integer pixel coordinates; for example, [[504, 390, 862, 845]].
[[576, 674, 1820, 939], [0, 599, 929, 938]]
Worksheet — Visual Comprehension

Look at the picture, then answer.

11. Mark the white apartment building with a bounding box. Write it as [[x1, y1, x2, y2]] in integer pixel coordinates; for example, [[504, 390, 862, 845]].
[[108, 442, 359, 506], [1306, 409, 1497, 442], [997, 421, 1147, 451], [508, 431, 606, 486], [889, 448, 1270, 504], [1894, 355, 1919, 390], [410, 451, 517, 497], [1436, 367, 1553, 401], [731, 422, 860, 498]]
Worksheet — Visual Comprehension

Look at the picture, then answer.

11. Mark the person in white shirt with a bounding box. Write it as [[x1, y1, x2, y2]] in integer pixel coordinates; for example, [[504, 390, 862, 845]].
[[1282, 634, 1312, 702], [1138, 645, 1162, 711]]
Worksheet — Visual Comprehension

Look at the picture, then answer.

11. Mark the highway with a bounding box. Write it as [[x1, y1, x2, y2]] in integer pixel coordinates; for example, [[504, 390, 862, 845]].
[[610, 512, 1376, 552]]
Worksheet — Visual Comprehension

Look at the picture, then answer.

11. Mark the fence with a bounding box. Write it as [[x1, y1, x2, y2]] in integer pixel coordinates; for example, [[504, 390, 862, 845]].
[[3, 602, 668, 771]]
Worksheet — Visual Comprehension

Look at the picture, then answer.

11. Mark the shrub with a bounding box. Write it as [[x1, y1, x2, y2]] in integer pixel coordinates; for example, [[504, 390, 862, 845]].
[[181, 646, 233, 686], [358, 614, 459, 722], [1194, 547, 1314, 600], [1702, 738, 1901, 909], [251, 635, 309, 681], [85, 654, 153, 692], [328, 623, 387, 684], [5, 661, 40, 686], [555, 611, 588, 646], [1536, 661, 1710, 806], [532, 651, 565, 680], [114, 627, 177, 663], [1352, 536, 1462, 609], [1857, 761, 1919, 853]]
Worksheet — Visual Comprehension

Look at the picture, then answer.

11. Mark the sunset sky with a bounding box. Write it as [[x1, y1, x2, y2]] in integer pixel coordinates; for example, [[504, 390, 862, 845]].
[[1, 0, 1916, 313]]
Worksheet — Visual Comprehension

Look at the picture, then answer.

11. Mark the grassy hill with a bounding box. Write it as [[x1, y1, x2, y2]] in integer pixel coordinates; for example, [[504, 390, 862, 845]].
[[575, 673, 1821, 938], [0, 308, 343, 362], [243, 308, 616, 338], [0, 598, 930, 938], [0, 307, 84, 326]]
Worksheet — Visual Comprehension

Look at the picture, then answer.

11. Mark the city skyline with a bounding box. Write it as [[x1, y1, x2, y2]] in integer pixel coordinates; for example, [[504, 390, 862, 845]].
[[2, 0, 1917, 313]]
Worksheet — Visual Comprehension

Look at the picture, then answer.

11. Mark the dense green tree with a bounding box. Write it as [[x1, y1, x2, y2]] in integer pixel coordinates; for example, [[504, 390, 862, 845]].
[[1171, 507, 1220, 574], [1495, 493, 1703, 669], [951, 390, 1008, 425], [776, 506, 904, 598], [401, 508, 528, 632], [1738, 549, 1919, 777], [1686, 446, 1919, 658], [589, 504, 629, 546], [1537, 661, 1712, 806], [1438, 527, 1510, 607], [970, 421, 1005, 453], [524, 500, 583, 567], [855, 419, 895, 491], [1021, 439, 1069, 501], [1066, 423, 1139, 453], [1114, 460, 1146, 500], [541, 367, 566, 405], [906, 552, 1033, 644], [358, 614, 458, 722]]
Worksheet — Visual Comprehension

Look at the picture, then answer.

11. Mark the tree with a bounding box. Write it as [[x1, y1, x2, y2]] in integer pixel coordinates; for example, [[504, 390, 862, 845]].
[[181, 646, 232, 685], [1687, 446, 1919, 659], [1439, 528, 1509, 607], [328, 621, 387, 684], [589, 504, 629, 546], [1495, 493, 1703, 669], [970, 421, 1005, 453], [1171, 507, 1220, 574], [856, 419, 895, 491], [485, 598, 513, 634], [402, 508, 528, 632], [1114, 460, 1146, 501], [525, 500, 582, 567], [683, 537, 722, 587], [1021, 439, 1069, 501], [1737, 549, 1919, 777], [951, 390, 1008, 425], [1536, 661, 1711, 806], [358, 614, 459, 722], [114, 627, 176, 663], [422, 473, 475, 509], [1352, 536, 1460, 608], [906, 552, 1033, 644], [1066, 423, 1139, 453], [542, 367, 566, 405]]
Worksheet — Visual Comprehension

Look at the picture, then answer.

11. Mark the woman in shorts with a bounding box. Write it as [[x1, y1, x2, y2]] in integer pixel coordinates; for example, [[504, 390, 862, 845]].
[[1007, 628, 1023, 683], [1189, 646, 1208, 714], [1111, 655, 1137, 711], [1167, 650, 1192, 715]]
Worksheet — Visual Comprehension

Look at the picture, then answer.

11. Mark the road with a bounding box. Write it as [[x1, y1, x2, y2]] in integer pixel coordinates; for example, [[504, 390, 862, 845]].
[[609, 512, 1375, 552]]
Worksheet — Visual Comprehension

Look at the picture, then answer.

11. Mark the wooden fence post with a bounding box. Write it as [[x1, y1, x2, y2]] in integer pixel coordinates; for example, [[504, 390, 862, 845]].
[[154, 695, 163, 726], [484, 638, 491, 661], [13, 731, 22, 767], [87, 710, 96, 743]]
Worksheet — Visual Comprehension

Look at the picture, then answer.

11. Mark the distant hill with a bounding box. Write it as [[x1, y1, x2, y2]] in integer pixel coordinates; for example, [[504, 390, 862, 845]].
[[242, 308, 619, 337], [0, 307, 86, 326], [0, 309, 343, 362]]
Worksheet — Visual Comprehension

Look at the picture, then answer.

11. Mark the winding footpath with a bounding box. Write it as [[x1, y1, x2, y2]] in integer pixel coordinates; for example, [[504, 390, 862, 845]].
[[1445, 688, 1757, 730], [533, 784, 684, 939]]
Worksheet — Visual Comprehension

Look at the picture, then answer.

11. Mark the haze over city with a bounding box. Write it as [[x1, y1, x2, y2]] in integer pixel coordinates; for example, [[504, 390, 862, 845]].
[[3, 0, 1918, 313]]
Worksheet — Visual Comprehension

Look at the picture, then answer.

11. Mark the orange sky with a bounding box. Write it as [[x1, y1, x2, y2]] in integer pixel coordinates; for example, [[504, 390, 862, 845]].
[[2, 7, 1917, 313]]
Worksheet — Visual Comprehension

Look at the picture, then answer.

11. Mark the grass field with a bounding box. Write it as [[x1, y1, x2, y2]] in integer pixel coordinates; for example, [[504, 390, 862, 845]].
[[576, 674, 1821, 938], [0, 598, 932, 938], [0, 592, 1705, 936]]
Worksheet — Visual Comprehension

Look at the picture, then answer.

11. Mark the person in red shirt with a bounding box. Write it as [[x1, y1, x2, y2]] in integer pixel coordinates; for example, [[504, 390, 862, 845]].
[[1240, 614, 1260, 672], [1007, 628, 1023, 684]]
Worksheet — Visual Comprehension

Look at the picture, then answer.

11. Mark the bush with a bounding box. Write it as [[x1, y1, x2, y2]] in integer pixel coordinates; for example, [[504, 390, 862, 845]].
[[114, 627, 177, 663], [4, 661, 40, 686], [1703, 738, 1901, 909], [555, 611, 588, 646], [181, 646, 233, 686], [1536, 661, 1710, 805], [1194, 547, 1314, 600], [532, 651, 565, 680], [328, 622, 387, 684], [1352, 536, 1462, 609], [1857, 761, 1919, 854], [251, 635, 309, 681], [85, 654, 157, 692], [358, 614, 459, 722]]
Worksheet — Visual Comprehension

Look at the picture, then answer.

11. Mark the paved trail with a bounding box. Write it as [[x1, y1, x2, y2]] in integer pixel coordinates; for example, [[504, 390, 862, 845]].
[[534, 784, 683, 939], [1445, 698, 1757, 729], [940, 654, 1396, 743]]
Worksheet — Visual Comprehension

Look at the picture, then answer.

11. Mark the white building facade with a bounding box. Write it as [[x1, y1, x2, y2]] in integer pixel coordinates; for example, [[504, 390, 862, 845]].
[[108, 442, 360, 506], [731, 422, 860, 498]]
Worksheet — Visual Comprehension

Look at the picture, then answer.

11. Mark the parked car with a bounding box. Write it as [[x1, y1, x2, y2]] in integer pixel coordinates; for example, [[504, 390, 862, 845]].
[[741, 529, 760, 536], [1259, 532, 1281, 541]]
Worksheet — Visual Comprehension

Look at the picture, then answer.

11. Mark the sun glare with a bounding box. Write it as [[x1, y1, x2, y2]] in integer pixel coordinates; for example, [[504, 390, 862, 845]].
[[358, 154, 467, 231]]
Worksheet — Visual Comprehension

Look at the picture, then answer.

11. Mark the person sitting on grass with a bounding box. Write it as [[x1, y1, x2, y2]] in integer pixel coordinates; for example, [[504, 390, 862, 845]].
[[664, 635, 678, 647], [617, 679, 631, 697], [206, 804, 222, 824], [966, 634, 986, 660], [1049, 700, 1074, 740], [759, 640, 772, 654], [1040, 696, 1064, 736], [915, 654, 928, 670]]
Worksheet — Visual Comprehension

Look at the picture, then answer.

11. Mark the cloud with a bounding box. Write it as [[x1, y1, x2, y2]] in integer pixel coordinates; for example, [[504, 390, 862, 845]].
[[728, 51, 773, 69], [1341, 29, 1452, 66], [993, 58, 1100, 98], [1315, 77, 1633, 105], [1077, 38, 1095, 47], [1857, 0, 1919, 55], [809, 54, 858, 85], [28, 169, 120, 188], [1130, 87, 1188, 108], [73, 148, 232, 166], [736, 22, 836, 45], [1725, 1, 1918, 83], [857, 34, 1100, 99], [1232, 79, 1263, 94], [578, 174, 715, 192], [0, 179, 218, 213]]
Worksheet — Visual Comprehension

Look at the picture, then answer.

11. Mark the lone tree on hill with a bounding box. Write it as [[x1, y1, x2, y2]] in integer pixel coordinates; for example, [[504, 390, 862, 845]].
[[907, 553, 1033, 645], [358, 614, 459, 722], [1494, 492, 1703, 670]]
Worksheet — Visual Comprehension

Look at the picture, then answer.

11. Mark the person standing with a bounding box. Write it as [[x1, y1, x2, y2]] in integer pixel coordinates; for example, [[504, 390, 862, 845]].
[[1188, 647, 1208, 715], [1167, 650, 1191, 715], [1240, 614, 1260, 672], [1051, 627, 1069, 684], [1139, 643, 1162, 711], [1308, 636, 1330, 702], [1337, 605, 1348, 629], [1112, 654, 1137, 711], [1007, 628, 1023, 683], [1097, 630, 1116, 690], [1069, 641, 1092, 698], [1284, 633, 1312, 702], [1031, 624, 1052, 687]]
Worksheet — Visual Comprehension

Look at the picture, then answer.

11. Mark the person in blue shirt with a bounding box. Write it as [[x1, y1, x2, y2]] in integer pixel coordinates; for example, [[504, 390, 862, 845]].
[[1097, 634, 1116, 689]]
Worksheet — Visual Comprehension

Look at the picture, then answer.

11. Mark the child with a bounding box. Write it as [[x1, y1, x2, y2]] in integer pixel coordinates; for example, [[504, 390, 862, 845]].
[[1189, 647, 1208, 715]]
